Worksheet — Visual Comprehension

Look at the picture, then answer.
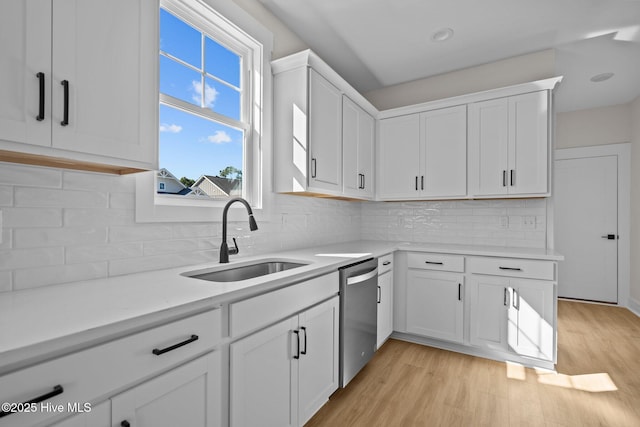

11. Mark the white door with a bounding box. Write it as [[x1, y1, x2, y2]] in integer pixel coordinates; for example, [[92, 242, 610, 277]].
[[308, 69, 342, 193], [230, 316, 298, 427], [0, 0, 51, 146], [377, 114, 420, 199], [554, 156, 618, 303], [51, 0, 157, 164], [111, 351, 221, 427], [298, 296, 339, 426], [420, 105, 467, 198], [469, 276, 510, 352], [406, 270, 464, 343]]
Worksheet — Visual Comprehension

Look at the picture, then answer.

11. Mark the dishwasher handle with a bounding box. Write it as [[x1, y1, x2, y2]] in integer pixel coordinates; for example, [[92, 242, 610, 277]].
[[346, 268, 378, 286]]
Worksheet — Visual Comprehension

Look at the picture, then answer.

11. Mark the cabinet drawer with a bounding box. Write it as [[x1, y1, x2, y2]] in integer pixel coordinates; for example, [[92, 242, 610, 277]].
[[230, 272, 339, 338], [0, 309, 221, 427], [378, 253, 393, 274], [467, 257, 555, 280], [407, 252, 464, 272]]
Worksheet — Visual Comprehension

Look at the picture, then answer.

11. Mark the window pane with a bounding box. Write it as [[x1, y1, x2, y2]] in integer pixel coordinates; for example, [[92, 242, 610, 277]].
[[160, 9, 201, 68], [204, 76, 241, 121], [160, 56, 202, 108], [205, 37, 241, 88], [159, 104, 244, 197]]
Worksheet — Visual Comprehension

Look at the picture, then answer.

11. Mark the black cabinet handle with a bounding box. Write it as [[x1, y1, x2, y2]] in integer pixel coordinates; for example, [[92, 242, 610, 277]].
[[425, 261, 443, 265], [362, 174, 366, 190], [60, 80, 69, 126], [152, 334, 198, 355], [311, 158, 317, 178], [458, 283, 462, 301], [602, 234, 617, 240], [499, 267, 522, 271], [503, 287, 509, 306], [502, 170, 507, 187], [421, 175, 424, 191], [415, 176, 418, 191], [510, 169, 515, 186], [0, 385, 64, 418], [377, 285, 381, 303], [121, 422, 131, 427], [293, 330, 300, 359], [36, 72, 45, 121], [300, 326, 307, 355], [382, 261, 391, 266]]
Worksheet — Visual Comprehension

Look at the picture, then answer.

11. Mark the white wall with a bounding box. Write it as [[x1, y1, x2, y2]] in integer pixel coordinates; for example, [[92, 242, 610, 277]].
[[364, 49, 556, 110], [631, 96, 640, 307], [555, 103, 632, 149]]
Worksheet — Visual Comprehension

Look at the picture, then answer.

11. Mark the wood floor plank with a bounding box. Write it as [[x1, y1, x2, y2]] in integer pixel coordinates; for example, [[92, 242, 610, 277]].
[[306, 300, 640, 426]]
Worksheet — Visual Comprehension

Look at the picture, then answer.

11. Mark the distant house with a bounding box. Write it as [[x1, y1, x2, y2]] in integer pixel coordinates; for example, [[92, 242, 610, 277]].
[[192, 175, 242, 197], [156, 168, 192, 195]]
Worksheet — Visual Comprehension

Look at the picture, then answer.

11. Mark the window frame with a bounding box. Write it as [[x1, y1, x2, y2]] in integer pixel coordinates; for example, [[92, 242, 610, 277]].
[[136, 0, 272, 222]]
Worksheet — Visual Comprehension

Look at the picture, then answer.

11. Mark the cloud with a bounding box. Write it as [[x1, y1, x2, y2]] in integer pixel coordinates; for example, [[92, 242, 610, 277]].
[[206, 130, 232, 144], [191, 80, 218, 108], [159, 123, 182, 133]]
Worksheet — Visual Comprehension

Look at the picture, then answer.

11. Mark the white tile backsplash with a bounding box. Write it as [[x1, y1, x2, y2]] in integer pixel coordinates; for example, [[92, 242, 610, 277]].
[[0, 162, 549, 292]]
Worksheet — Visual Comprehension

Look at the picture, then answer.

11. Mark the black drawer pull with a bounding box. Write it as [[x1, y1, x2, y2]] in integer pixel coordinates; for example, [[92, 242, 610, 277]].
[[425, 261, 444, 265], [293, 330, 300, 359], [152, 334, 198, 355], [300, 326, 307, 355], [0, 385, 64, 418], [121, 421, 131, 427], [382, 261, 391, 266], [36, 72, 45, 121], [499, 267, 522, 271]]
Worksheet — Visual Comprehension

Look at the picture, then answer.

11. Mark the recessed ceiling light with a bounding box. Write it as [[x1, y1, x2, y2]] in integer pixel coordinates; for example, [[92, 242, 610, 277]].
[[431, 28, 454, 42], [590, 72, 614, 83]]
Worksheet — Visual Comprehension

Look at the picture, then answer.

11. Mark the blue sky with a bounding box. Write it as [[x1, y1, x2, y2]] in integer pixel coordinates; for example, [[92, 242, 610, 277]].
[[159, 9, 244, 182]]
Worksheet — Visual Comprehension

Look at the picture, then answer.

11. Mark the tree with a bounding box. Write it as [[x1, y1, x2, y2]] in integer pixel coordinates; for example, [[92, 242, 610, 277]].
[[180, 177, 195, 187], [219, 166, 242, 180]]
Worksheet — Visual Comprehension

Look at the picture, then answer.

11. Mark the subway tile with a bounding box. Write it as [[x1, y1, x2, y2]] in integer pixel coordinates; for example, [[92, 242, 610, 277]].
[[109, 192, 136, 209], [63, 170, 133, 193], [64, 208, 134, 227], [66, 243, 143, 264], [15, 187, 108, 208], [0, 162, 62, 188], [3, 208, 62, 228], [143, 239, 200, 256], [0, 186, 12, 206], [109, 225, 174, 242], [0, 271, 11, 292], [0, 247, 64, 270], [172, 223, 218, 239], [108, 250, 216, 276], [14, 262, 108, 290], [14, 227, 107, 248]]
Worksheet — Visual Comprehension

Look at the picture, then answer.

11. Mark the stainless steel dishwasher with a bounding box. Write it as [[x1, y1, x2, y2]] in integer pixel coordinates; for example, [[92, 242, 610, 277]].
[[339, 257, 378, 387]]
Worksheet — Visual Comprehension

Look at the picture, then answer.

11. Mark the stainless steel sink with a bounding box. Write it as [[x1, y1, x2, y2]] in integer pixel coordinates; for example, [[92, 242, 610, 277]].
[[183, 260, 308, 282]]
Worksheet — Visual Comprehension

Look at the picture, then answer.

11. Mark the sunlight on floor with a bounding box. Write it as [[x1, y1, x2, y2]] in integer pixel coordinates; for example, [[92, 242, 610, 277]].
[[505, 362, 618, 392]]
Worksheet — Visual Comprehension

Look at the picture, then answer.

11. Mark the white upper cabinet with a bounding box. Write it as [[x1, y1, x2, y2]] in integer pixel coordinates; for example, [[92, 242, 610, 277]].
[[308, 70, 343, 194], [343, 96, 375, 199], [272, 50, 378, 200], [377, 114, 421, 199], [0, 0, 157, 174], [377, 105, 466, 200], [468, 91, 549, 197]]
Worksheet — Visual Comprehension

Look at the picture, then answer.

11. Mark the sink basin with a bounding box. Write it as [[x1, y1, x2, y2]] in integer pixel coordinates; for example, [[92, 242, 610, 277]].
[[183, 260, 308, 282]]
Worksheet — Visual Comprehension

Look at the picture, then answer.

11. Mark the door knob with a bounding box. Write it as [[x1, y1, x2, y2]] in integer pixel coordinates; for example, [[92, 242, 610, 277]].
[[601, 234, 617, 240]]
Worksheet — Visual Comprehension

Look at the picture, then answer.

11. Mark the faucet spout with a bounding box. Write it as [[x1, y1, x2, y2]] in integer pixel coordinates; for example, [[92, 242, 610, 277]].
[[220, 198, 258, 263]]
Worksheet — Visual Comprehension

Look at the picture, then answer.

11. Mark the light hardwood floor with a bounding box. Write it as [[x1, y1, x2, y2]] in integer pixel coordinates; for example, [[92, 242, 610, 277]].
[[306, 300, 640, 426]]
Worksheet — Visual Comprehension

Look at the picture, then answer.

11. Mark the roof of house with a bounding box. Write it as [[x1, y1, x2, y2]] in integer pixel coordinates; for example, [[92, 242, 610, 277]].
[[194, 175, 242, 196]]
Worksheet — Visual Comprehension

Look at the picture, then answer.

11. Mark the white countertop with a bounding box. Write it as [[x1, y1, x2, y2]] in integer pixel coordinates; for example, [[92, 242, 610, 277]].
[[0, 240, 561, 374]]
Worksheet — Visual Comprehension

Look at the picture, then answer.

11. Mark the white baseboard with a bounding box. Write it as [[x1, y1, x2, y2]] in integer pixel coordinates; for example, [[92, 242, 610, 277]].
[[628, 297, 640, 317]]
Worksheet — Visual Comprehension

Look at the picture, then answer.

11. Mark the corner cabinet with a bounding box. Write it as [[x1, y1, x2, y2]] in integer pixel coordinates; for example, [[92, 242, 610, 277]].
[[377, 254, 394, 348], [272, 50, 377, 200], [468, 91, 549, 197], [0, 0, 157, 174]]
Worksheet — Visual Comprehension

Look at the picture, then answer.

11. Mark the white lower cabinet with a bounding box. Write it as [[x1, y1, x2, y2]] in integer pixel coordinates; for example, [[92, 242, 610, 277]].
[[112, 351, 222, 427], [230, 296, 339, 427], [469, 275, 556, 362], [51, 401, 110, 427], [376, 254, 394, 348], [406, 270, 464, 344]]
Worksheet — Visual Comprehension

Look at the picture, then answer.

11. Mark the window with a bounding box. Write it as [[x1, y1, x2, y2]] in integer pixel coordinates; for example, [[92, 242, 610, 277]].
[[155, 0, 263, 204]]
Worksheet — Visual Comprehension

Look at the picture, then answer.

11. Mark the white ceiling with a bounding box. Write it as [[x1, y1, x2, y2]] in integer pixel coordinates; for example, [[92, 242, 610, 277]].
[[259, 0, 640, 112]]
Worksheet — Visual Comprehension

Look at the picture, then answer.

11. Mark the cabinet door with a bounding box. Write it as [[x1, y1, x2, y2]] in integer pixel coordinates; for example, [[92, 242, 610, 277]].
[[51, 401, 110, 427], [342, 97, 375, 199], [509, 280, 555, 361], [406, 270, 464, 343], [112, 351, 222, 427], [0, 0, 51, 147], [308, 69, 342, 193], [420, 106, 467, 198], [357, 104, 375, 199], [51, 0, 157, 165], [230, 316, 298, 427], [508, 91, 548, 195], [377, 270, 394, 348], [469, 276, 510, 351], [298, 296, 339, 426], [468, 98, 509, 197], [377, 114, 420, 199]]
